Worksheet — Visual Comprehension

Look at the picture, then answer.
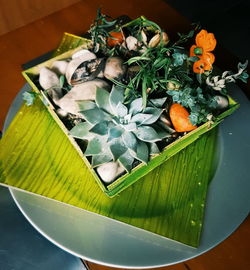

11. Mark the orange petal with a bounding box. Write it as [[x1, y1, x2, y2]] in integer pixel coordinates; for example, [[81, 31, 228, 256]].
[[107, 31, 124, 47], [196, 30, 208, 47], [169, 103, 197, 132], [193, 59, 205, 73], [196, 29, 216, 52], [200, 52, 215, 70]]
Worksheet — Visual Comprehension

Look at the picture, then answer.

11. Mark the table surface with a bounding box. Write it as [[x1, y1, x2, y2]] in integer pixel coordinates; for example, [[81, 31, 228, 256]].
[[0, 1, 249, 270]]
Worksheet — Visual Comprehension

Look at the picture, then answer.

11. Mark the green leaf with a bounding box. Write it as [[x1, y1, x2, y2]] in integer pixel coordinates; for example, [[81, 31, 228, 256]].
[[152, 124, 172, 138], [89, 121, 108, 135], [131, 113, 152, 125], [95, 88, 112, 113], [135, 140, 148, 164], [109, 138, 127, 160], [92, 153, 113, 167], [156, 121, 175, 134], [149, 97, 167, 108], [238, 71, 249, 83], [118, 150, 134, 172], [153, 58, 169, 69], [59, 75, 65, 88], [149, 142, 160, 155], [22, 91, 37, 106], [196, 73, 202, 84], [81, 107, 109, 124], [126, 56, 151, 65], [129, 98, 143, 115], [142, 78, 148, 108], [134, 126, 161, 142], [123, 113, 132, 123], [141, 107, 163, 124], [188, 56, 200, 62], [109, 85, 124, 114], [122, 131, 137, 154], [69, 122, 93, 140], [84, 136, 108, 156], [108, 126, 124, 141], [172, 53, 188, 66], [77, 100, 97, 111], [116, 102, 128, 118], [189, 113, 199, 125], [123, 123, 137, 132], [84, 136, 105, 156]]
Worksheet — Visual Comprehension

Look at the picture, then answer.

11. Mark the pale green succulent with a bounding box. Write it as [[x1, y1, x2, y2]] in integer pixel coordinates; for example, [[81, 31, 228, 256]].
[[70, 85, 171, 172]]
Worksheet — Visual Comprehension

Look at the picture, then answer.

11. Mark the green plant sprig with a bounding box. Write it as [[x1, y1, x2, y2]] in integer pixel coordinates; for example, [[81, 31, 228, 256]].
[[88, 8, 119, 54]]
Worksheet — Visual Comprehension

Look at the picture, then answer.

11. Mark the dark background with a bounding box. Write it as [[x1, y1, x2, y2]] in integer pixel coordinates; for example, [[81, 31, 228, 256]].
[[166, 0, 250, 61]]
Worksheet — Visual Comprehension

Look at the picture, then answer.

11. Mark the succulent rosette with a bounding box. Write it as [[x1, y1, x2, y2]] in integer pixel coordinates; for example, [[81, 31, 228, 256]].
[[70, 85, 171, 172]]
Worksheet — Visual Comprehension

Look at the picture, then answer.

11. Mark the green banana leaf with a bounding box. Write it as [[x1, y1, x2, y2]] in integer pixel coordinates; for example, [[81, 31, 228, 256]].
[[0, 97, 218, 247]]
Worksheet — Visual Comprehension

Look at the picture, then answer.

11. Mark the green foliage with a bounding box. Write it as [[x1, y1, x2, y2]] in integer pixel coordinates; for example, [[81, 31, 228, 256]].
[[167, 87, 218, 125], [59, 75, 72, 93], [237, 61, 249, 83], [172, 53, 188, 67], [123, 46, 172, 106], [239, 71, 249, 83], [22, 91, 38, 106], [70, 86, 171, 172], [88, 8, 119, 54]]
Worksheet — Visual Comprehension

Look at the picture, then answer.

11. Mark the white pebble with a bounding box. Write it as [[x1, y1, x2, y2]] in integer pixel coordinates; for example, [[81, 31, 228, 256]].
[[97, 162, 125, 184], [71, 49, 96, 61], [126, 36, 139, 51], [39, 67, 60, 90], [51, 60, 68, 75]]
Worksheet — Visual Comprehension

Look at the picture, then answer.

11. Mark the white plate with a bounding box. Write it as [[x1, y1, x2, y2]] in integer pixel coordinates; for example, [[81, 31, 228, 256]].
[[4, 83, 250, 269]]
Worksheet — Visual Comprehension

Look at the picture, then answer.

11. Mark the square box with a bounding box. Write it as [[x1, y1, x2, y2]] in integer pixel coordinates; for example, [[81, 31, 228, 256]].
[[22, 29, 239, 197]]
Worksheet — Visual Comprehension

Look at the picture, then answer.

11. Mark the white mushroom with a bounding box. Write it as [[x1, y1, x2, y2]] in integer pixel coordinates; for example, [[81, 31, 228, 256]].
[[52, 79, 110, 115], [96, 162, 125, 184], [39, 67, 60, 90], [104, 57, 126, 80], [51, 60, 68, 75]]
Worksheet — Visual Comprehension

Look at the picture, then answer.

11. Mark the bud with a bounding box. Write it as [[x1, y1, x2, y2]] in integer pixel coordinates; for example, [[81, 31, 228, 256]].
[[194, 47, 203, 55], [148, 32, 169, 48], [167, 81, 180, 90]]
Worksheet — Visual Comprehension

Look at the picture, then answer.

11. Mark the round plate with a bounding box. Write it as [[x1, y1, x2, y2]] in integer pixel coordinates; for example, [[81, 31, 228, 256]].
[[4, 84, 250, 269]]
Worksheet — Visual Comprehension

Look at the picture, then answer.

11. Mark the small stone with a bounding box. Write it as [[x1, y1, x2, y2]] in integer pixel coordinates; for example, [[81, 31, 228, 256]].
[[96, 162, 125, 184], [54, 79, 110, 115], [125, 36, 139, 51], [56, 108, 68, 118], [104, 57, 126, 80], [71, 49, 96, 61], [214, 95, 229, 110], [51, 60, 68, 75], [39, 67, 60, 90]]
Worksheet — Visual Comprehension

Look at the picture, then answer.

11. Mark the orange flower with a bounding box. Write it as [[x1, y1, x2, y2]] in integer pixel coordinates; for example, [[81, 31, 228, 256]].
[[190, 29, 217, 73], [169, 103, 197, 132], [107, 31, 124, 47]]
